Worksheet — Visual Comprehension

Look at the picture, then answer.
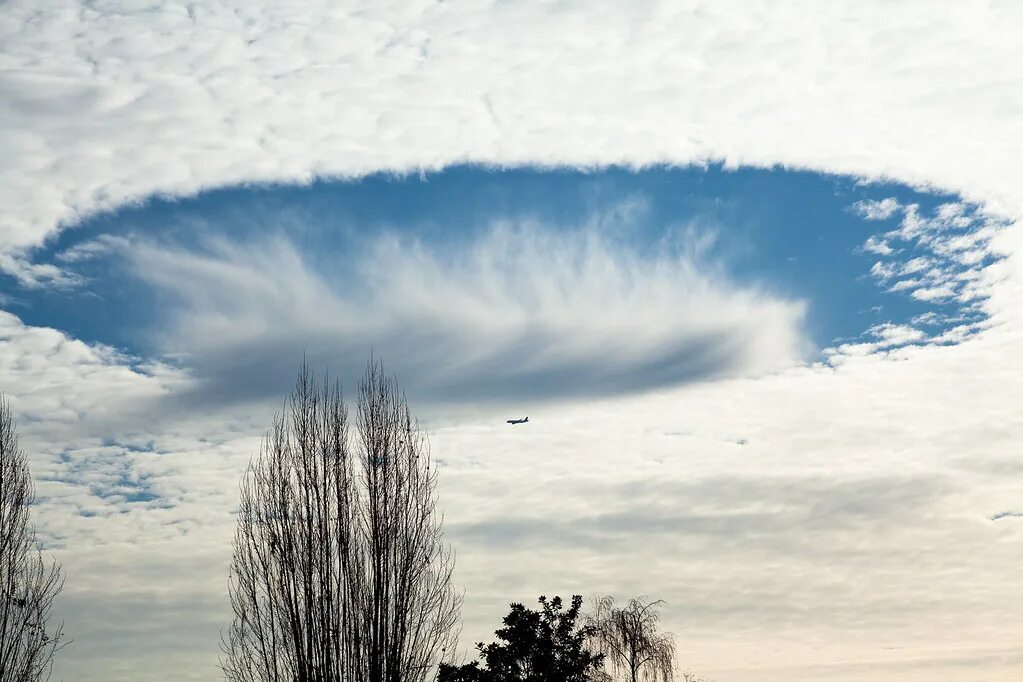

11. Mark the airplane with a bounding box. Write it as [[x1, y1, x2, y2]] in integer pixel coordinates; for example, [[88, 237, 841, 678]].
[[506, 416, 529, 425]]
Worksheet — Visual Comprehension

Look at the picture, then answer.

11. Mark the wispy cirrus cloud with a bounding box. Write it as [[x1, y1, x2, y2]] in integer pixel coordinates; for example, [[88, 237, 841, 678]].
[[108, 214, 808, 406]]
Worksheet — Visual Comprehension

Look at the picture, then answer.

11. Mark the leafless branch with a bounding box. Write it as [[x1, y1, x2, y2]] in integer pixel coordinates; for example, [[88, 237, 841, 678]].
[[221, 359, 461, 682], [0, 396, 67, 682]]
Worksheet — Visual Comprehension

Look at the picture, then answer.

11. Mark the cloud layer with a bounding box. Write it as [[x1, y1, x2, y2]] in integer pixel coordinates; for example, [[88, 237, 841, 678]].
[[1, 2, 1022, 681], [3, 0, 1023, 257]]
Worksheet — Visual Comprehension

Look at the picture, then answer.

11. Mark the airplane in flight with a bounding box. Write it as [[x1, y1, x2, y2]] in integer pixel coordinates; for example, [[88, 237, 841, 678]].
[[506, 416, 529, 425]]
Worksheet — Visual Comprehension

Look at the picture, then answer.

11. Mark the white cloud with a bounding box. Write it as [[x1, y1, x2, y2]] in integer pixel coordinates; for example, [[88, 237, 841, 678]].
[[868, 323, 927, 347], [822, 322, 930, 364], [0, 251, 82, 288], [911, 283, 957, 302], [12, 314, 1023, 682], [853, 198, 901, 221], [899, 257, 931, 275], [859, 201, 1010, 323], [930, 323, 980, 345], [2, 2, 1023, 681], [436, 327, 1023, 682], [860, 235, 894, 255], [2, 0, 1023, 255], [0, 311, 191, 430], [911, 311, 941, 326], [110, 216, 808, 405], [55, 235, 122, 264], [869, 261, 898, 280]]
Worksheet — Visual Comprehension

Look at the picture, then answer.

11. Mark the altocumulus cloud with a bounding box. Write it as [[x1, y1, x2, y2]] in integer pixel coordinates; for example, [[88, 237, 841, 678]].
[[2, 0, 1023, 260], [2, 1, 1023, 682]]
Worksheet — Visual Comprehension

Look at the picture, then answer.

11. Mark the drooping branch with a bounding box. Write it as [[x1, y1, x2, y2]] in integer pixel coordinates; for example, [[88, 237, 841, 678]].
[[587, 596, 675, 682]]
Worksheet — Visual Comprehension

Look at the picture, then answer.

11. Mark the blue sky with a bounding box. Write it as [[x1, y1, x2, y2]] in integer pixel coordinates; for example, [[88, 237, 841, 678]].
[[8, 164, 995, 407]]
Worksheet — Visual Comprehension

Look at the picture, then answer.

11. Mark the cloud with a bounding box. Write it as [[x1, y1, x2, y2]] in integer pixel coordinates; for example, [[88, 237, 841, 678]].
[[868, 323, 927, 347], [0, 311, 191, 436], [990, 511, 1023, 521], [853, 198, 901, 221], [55, 235, 122, 264], [860, 200, 1009, 317], [822, 197, 1011, 366], [110, 216, 808, 405], [433, 329, 1023, 682], [2, 0, 1023, 259], [1, 2, 1023, 681], [13, 316, 1021, 681], [860, 235, 894, 256], [0, 251, 82, 289], [822, 322, 931, 364], [448, 473, 953, 554], [911, 282, 957, 302]]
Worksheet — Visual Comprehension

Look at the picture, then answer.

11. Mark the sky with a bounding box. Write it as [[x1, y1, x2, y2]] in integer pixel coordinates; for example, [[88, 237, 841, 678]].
[[1, 1, 1021, 681]]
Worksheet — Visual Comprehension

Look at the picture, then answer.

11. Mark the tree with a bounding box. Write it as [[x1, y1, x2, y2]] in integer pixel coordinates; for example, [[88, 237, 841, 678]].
[[221, 360, 462, 682], [438, 595, 604, 682], [678, 672, 711, 682], [0, 396, 66, 682], [586, 597, 675, 682]]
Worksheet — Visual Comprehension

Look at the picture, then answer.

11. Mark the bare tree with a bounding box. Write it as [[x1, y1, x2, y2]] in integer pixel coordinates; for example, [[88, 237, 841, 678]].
[[0, 396, 66, 682], [222, 360, 461, 682], [678, 672, 711, 682], [587, 596, 675, 682]]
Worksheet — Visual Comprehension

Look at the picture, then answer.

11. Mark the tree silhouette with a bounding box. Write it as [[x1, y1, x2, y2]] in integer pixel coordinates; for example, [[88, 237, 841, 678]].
[[0, 396, 66, 682], [221, 360, 461, 682], [586, 597, 675, 682], [439, 595, 603, 682]]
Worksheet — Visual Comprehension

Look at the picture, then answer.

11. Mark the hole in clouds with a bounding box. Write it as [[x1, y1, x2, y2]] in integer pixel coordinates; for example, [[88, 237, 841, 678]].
[[8, 165, 1009, 406]]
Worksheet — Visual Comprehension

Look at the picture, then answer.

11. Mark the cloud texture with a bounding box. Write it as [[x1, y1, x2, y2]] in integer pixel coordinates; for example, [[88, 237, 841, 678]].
[[2, 0, 1023, 255], [1, 2, 1022, 681], [110, 217, 808, 405]]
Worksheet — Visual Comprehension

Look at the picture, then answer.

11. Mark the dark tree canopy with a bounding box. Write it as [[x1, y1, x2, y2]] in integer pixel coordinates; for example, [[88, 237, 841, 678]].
[[0, 396, 66, 682], [439, 595, 604, 682]]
